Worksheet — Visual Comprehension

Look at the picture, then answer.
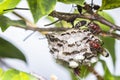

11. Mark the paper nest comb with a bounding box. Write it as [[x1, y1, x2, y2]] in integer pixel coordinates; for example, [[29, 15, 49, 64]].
[[46, 29, 107, 68]]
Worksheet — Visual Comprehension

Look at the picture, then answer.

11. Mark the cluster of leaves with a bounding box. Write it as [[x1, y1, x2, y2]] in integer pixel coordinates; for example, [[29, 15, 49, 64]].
[[0, 0, 120, 80], [0, 0, 120, 30]]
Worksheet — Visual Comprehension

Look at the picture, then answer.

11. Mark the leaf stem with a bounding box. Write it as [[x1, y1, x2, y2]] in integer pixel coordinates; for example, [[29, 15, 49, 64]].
[[3, 8, 29, 11]]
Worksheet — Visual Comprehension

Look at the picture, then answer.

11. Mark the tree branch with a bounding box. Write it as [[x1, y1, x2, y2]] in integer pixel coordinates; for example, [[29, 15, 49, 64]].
[[100, 31, 120, 40], [49, 11, 120, 31], [13, 24, 120, 40]]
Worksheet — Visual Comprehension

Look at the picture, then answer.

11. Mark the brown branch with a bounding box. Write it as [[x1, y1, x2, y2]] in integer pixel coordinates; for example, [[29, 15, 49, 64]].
[[12, 11, 70, 32], [49, 11, 120, 31], [12, 23, 120, 40], [13, 24, 120, 40], [100, 31, 120, 40], [94, 14, 120, 31], [12, 11, 120, 40], [13, 25, 69, 32]]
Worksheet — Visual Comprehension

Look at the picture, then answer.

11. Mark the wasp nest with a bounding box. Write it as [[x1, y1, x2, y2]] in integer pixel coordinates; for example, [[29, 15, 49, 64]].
[[46, 29, 108, 68]]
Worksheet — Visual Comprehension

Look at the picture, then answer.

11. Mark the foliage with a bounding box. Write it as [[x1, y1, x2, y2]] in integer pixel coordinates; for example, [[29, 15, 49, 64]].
[[0, 36, 26, 62], [58, 0, 85, 5], [98, 12, 116, 66], [0, 0, 120, 80], [100, 60, 120, 80], [98, 11, 114, 31], [101, 37, 115, 66], [27, 0, 56, 23], [100, 0, 120, 10], [0, 15, 26, 31], [0, 68, 38, 80], [0, 0, 20, 14]]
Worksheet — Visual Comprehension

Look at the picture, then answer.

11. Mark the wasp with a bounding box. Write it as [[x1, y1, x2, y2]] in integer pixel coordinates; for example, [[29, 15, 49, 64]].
[[74, 20, 101, 34], [88, 22, 101, 34], [74, 20, 87, 29], [77, 1, 100, 14], [89, 39, 109, 57]]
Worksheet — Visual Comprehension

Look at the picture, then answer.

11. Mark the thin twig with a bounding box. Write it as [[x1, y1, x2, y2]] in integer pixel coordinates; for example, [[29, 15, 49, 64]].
[[30, 72, 47, 80], [13, 26, 70, 32], [3, 8, 29, 11], [23, 31, 36, 41], [100, 31, 120, 40], [44, 20, 60, 26]]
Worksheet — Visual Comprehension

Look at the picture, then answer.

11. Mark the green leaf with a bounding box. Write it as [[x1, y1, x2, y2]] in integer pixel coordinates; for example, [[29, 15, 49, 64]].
[[99, 11, 114, 23], [70, 64, 96, 79], [0, 0, 20, 14], [0, 15, 26, 31], [58, 0, 85, 5], [1, 69, 20, 80], [100, 60, 120, 80], [97, 11, 116, 78], [0, 68, 4, 77], [101, 37, 115, 66], [19, 72, 38, 80], [0, 15, 10, 31], [97, 12, 115, 66], [70, 71, 78, 80], [100, 60, 113, 80], [0, 36, 26, 62], [100, 0, 120, 10], [114, 76, 120, 80], [10, 20, 26, 28], [27, 0, 56, 23], [0, 69, 38, 80], [79, 65, 89, 78]]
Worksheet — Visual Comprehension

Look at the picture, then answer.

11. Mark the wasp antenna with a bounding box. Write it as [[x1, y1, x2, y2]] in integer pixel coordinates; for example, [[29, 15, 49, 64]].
[[69, 4, 76, 13], [74, 20, 87, 29], [39, 37, 46, 40], [23, 31, 36, 41]]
